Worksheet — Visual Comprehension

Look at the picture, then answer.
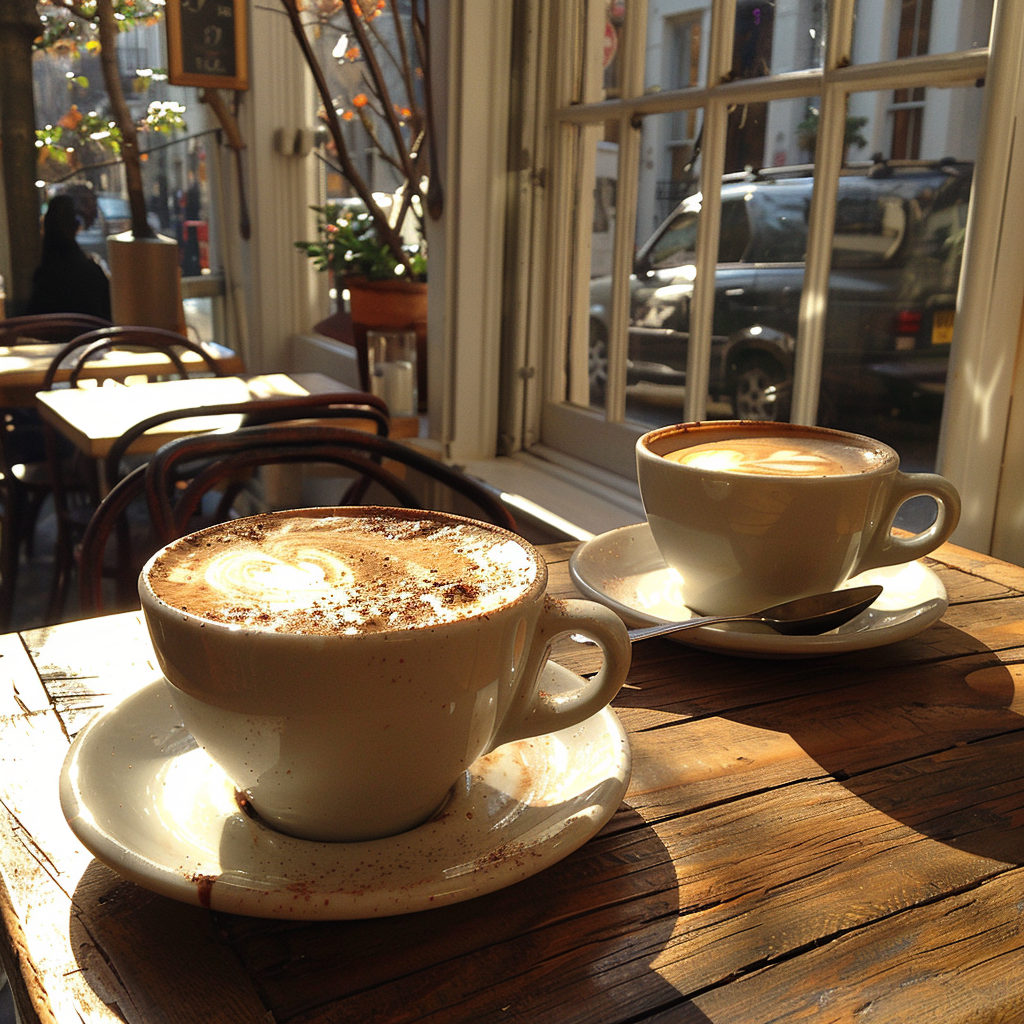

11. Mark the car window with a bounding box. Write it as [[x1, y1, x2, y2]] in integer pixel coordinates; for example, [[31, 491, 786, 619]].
[[832, 189, 907, 267], [644, 194, 752, 269], [748, 188, 806, 263], [717, 197, 752, 262], [646, 209, 700, 268]]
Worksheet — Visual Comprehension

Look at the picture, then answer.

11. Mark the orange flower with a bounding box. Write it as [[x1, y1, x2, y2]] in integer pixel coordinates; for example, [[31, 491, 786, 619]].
[[352, 93, 369, 108], [345, 46, 360, 61], [353, 0, 384, 18], [59, 105, 83, 130], [395, 106, 411, 119], [342, 111, 354, 121]]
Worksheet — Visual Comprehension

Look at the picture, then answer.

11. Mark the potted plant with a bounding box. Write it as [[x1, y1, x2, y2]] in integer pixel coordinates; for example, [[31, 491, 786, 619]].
[[282, 0, 439, 402], [35, 0, 189, 331]]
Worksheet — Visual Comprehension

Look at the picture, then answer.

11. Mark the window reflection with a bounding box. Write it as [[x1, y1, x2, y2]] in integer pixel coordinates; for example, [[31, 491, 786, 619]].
[[561, 1, 988, 477]]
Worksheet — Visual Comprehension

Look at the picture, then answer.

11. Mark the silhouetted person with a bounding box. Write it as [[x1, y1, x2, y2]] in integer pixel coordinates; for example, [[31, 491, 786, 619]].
[[26, 194, 112, 321]]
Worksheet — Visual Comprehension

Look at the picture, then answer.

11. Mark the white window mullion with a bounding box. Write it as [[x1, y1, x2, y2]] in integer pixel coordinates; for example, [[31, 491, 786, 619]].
[[543, 4, 583, 415], [683, 0, 734, 422], [602, 113, 638, 420], [790, 0, 855, 425], [565, 3, 609, 409], [503, 0, 547, 452], [566, 125, 604, 408], [602, 0, 647, 422]]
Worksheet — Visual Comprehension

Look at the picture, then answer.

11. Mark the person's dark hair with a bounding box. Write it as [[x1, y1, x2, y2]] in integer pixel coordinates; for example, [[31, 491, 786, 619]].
[[62, 182, 98, 229], [42, 195, 82, 257]]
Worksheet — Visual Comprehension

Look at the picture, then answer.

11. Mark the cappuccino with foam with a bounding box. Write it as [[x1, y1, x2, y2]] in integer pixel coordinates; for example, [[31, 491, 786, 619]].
[[146, 509, 539, 635], [663, 432, 888, 477]]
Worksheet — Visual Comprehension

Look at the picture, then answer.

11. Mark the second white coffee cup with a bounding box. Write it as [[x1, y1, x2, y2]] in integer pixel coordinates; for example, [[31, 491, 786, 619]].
[[637, 420, 961, 616]]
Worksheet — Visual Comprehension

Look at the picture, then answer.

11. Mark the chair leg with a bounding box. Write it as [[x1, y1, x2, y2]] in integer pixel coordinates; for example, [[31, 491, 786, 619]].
[[20, 488, 48, 559], [47, 516, 75, 624], [114, 513, 137, 608]]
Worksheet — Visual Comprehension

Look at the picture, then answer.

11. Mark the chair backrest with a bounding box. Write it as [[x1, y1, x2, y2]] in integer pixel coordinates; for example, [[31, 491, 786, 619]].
[[0, 313, 111, 346], [103, 390, 391, 488], [78, 423, 517, 614], [146, 423, 517, 540], [40, 325, 226, 391]]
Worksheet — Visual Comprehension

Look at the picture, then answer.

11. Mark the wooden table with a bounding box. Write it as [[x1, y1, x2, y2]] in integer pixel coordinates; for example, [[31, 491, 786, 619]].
[[0, 341, 244, 408], [1, 539, 1023, 1022], [34, 371, 417, 461]]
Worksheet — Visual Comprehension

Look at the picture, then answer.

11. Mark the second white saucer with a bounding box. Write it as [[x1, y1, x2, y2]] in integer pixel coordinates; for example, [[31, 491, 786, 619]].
[[60, 662, 630, 920], [569, 522, 948, 658]]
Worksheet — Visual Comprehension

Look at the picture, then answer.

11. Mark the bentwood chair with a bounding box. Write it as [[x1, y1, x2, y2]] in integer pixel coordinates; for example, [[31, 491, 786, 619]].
[[83, 391, 391, 610], [0, 313, 112, 630], [79, 423, 517, 615], [0, 313, 112, 346], [40, 326, 227, 620]]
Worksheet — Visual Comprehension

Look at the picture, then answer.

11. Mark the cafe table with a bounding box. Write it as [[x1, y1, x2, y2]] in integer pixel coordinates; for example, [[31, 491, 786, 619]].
[[0, 341, 244, 408], [0, 538, 1022, 1023], [33, 371, 421, 464]]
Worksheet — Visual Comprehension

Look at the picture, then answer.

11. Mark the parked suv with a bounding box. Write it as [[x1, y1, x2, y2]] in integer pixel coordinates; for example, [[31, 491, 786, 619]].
[[588, 158, 972, 421]]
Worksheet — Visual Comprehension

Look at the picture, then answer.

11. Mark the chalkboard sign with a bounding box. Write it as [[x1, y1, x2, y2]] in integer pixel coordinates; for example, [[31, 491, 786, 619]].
[[166, 0, 249, 91]]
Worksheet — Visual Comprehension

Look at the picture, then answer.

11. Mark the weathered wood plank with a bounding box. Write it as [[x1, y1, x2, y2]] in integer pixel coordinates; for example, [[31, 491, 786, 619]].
[[218, 731, 1024, 1024], [0, 707, 121, 1022], [0, 683, 271, 1024], [0, 632, 50, 716], [677, 868, 1024, 1024]]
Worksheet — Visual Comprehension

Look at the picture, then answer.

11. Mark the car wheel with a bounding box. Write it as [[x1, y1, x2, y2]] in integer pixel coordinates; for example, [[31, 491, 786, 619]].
[[588, 325, 608, 405], [733, 358, 787, 421]]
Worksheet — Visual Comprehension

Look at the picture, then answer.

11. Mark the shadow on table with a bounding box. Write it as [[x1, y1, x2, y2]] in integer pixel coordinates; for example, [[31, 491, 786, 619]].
[[70, 807, 704, 1023], [615, 618, 1024, 867]]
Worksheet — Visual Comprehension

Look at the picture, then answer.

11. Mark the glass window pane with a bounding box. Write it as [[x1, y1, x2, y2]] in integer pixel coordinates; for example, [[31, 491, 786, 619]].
[[602, 99, 817, 430], [645, 1, 824, 88], [566, 122, 620, 409], [853, 0, 992, 62], [732, 0, 825, 76], [593, 83, 979, 474], [819, 85, 981, 476], [548, 1, 994, 492]]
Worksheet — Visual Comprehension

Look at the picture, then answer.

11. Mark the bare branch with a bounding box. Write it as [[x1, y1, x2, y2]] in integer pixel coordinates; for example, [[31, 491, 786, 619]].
[[279, 0, 411, 271], [340, 0, 417, 190], [95, 0, 154, 238]]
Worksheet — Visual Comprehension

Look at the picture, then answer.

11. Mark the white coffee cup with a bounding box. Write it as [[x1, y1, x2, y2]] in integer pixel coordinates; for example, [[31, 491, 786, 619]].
[[636, 420, 961, 616], [139, 507, 631, 842]]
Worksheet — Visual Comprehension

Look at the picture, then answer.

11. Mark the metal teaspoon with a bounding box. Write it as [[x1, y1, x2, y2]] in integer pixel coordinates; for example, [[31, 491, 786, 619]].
[[625, 584, 885, 642]]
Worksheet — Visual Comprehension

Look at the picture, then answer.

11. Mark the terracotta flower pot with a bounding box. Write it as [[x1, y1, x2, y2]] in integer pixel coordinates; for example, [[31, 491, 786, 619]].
[[345, 276, 428, 409]]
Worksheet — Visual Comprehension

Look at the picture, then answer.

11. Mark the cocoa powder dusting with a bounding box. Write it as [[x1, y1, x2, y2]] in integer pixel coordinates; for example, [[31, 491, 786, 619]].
[[147, 510, 539, 637]]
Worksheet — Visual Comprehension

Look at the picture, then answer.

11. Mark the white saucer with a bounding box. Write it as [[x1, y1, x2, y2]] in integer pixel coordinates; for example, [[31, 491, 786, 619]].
[[60, 664, 630, 921], [569, 523, 948, 658]]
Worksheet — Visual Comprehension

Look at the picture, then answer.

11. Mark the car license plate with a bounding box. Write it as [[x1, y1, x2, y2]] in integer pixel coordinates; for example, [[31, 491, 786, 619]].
[[932, 308, 955, 346]]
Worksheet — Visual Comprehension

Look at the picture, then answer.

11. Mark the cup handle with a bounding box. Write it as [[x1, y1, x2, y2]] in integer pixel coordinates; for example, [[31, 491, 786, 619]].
[[489, 597, 632, 748], [852, 471, 962, 575]]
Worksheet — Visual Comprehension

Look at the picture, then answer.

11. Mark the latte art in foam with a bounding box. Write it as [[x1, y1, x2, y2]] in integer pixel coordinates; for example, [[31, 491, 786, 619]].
[[146, 511, 539, 635], [201, 545, 356, 608], [664, 435, 886, 477]]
